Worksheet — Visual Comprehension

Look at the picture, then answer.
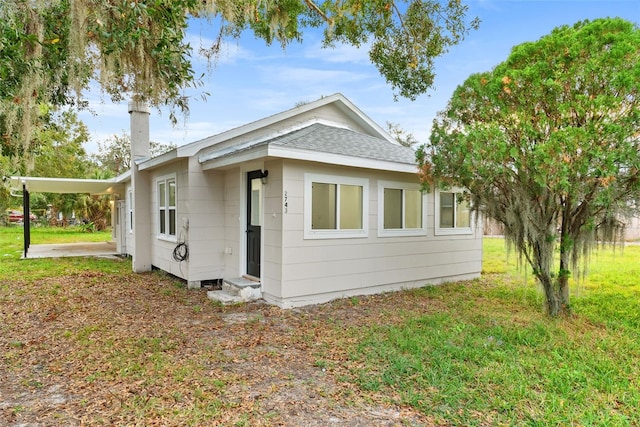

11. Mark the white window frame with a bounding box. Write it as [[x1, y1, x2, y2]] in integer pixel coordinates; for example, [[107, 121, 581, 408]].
[[127, 189, 133, 233], [434, 188, 473, 236], [378, 180, 427, 237], [304, 173, 369, 239], [157, 174, 177, 242]]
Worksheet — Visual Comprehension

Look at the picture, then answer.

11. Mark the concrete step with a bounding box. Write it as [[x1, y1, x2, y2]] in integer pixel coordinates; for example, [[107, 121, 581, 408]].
[[207, 277, 261, 305], [206, 290, 243, 305]]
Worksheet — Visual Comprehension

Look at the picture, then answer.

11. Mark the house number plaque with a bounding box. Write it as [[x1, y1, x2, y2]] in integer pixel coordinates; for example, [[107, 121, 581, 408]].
[[284, 191, 288, 213]]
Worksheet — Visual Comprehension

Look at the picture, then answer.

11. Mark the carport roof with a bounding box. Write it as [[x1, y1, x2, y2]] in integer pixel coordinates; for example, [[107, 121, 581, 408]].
[[9, 175, 126, 195]]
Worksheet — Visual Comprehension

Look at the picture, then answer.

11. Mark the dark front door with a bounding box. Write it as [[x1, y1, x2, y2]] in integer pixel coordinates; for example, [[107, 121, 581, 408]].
[[246, 170, 263, 278]]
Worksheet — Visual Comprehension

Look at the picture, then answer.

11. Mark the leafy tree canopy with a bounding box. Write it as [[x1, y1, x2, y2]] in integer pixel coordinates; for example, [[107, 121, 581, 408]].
[[1, 107, 94, 211], [0, 0, 479, 176], [386, 121, 418, 147], [92, 133, 176, 175], [32, 109, 91, 179], [418, 18, 640, 316]]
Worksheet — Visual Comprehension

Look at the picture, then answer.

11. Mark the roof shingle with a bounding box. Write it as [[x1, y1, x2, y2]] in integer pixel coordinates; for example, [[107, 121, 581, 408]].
[[224, 123, 416, 165]]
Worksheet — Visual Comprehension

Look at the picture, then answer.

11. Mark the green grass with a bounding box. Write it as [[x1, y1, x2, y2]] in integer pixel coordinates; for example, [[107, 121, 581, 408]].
[[481, 237, 640, 328], [338, 238, 640, 426], [350, 304, 639, 425], [0, 224, 113, 247], [0, 226, 119, 280]]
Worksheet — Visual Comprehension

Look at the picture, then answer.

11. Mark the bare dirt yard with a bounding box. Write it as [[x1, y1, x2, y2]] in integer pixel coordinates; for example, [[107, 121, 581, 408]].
[[1, 263, 438, 426]]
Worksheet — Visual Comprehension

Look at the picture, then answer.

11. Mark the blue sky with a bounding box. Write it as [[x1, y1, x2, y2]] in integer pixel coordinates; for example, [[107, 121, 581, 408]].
[[78, 0, 640, 153]]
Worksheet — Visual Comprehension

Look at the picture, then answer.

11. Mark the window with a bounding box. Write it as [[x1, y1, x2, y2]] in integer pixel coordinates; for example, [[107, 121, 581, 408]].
[[378, 181, 426, 237], [158, 175, 177, 239], [304, 173, 368, 239], [127, 190, 133, 232], [435, 189, 472, 235]]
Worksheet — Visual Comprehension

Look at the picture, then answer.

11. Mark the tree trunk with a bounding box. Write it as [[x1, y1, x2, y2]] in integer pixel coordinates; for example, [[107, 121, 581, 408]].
[[533, 235, 571, 317], [539, 264, 570, 317], [557, 258, 571, 315], [538, 273, 566, 317], [556, 218, 572, 316]]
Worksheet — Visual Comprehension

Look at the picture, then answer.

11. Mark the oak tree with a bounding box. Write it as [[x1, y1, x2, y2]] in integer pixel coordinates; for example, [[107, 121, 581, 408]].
[[418, 18, 640, 316], [1, 0, 479, 176]]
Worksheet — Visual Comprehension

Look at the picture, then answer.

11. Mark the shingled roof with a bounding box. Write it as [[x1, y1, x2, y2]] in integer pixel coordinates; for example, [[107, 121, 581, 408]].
[[203, 123, 416, 165]]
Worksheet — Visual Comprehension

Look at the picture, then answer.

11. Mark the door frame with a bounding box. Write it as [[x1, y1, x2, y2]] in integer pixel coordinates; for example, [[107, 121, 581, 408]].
[[245, 169, 264, 279]]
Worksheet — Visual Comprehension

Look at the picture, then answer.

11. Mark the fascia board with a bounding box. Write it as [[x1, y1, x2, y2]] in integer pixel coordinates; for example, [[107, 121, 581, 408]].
[[137, 150, 178, 171], [267, 146, 418, 173], [10, 176, 124, 195], [200, 144, 417, 174], [200, 146, 270, 171]]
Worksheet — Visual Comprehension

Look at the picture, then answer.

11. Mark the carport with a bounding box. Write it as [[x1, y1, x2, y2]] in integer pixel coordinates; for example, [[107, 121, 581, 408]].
[[9, 176, 125, 258]]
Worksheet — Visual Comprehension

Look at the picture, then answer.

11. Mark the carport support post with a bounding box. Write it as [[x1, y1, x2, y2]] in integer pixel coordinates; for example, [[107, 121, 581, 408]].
[[129, 101, 152, 272], [22, 183, 30, 258]]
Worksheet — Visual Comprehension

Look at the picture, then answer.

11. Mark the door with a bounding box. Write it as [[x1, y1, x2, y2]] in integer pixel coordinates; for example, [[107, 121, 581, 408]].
[[246, 170, 263, 278], [116, 200, 127, 254]]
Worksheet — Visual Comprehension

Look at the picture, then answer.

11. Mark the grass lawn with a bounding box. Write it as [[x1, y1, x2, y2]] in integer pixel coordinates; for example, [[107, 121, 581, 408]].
[[0, 225, 115, 280], [1, 227, 639, 425]]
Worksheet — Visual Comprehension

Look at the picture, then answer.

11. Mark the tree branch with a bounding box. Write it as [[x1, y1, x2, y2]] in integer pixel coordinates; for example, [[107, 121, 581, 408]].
[[303, 0, 331, 24]]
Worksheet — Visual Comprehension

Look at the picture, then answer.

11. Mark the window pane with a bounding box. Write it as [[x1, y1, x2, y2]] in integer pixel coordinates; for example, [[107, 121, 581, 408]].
[[383, 188, 402, 229], [339, 184, 362, 229], [159, 210, 166, 234], [405, 189, 422, 229], [440, 192, 454, 228], [159, 182, 166, 206], [250, 179, 261, 226], [312, 183, 336, 229], [168, 180, 176, 206], [456, 198, 471, 228], [169, 209, 176, 235]]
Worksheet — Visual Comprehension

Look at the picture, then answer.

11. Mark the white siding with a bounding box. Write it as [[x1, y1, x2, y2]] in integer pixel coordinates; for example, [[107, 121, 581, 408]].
[[262, 160, 284, 300], [124, 182, 134, 256], [184, 155, 225, 283], [122, 95, 486, 307], [264, 160, 483, 308], [223, 169, 241, 279], [146, 159, 226, 283], [148, 161, 186, 279]]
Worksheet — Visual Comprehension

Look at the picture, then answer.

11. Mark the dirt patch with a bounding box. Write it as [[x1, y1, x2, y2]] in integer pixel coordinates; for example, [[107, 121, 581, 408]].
[[0, 269, 439, 426]]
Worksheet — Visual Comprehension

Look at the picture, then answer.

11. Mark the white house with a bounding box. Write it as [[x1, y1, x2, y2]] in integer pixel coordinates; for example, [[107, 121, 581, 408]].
[[14, 94, 483, 308]]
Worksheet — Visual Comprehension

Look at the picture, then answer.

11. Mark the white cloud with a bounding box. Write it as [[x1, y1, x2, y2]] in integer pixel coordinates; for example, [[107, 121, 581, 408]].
[[259, 65, 372, 91], [151, 120, 224, 146], [227, 87, 301, 113], [78, 101, 128, 121], [303, 40, 372, 65]]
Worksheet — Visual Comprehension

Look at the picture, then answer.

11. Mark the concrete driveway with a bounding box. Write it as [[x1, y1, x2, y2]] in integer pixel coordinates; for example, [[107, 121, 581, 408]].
[[24, 241, 118, 259]]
